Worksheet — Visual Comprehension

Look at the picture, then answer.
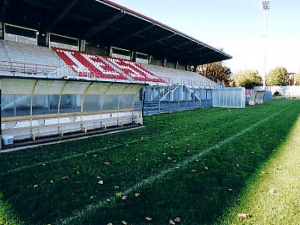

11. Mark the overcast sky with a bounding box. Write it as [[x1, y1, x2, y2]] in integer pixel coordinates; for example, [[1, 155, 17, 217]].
[[110, 0, 300, 75]]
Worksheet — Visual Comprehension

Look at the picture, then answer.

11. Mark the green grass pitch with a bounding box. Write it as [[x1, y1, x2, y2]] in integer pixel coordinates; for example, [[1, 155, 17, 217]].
[[0, 99, 299, 225]]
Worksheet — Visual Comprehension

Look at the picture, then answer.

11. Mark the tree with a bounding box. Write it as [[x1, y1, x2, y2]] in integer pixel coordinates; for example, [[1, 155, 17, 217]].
[[266, 67, 289, 86], [296, 74, 300, 85], [230, 70, 262, 89], [197, 62, 231, 86]]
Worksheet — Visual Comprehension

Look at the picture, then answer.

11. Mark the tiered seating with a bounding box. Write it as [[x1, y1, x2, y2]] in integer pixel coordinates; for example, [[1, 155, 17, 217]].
[[0, 40, 62, 75], [142, 64, 219, 87], [52, 48, 127, 80], [2, 40, 61, 66], [104, 56, 165, 83]]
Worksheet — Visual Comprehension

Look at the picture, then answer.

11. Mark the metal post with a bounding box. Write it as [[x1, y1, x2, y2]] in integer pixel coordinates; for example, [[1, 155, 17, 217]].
[[205, 88, 208, 108], [0, 89, 2, 150], [168, 85, 171, 113], [185, 87, 188, 110], [178, 85, 180, 111], [262, 1, 271, 89], [146, 87, 149, 115], [158, 86, 161, 113]]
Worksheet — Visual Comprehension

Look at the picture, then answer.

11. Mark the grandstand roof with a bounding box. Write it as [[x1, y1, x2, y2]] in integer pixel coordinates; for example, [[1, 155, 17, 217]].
[[1, 0, 232, 65]]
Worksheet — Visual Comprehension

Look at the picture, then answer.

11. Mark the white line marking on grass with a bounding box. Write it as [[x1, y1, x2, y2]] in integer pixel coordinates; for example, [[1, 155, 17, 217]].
[[0, 130, 174, 176], [57, 103, 295, 225], [0, 111, 252, 176], [0, 108, 253, 176]]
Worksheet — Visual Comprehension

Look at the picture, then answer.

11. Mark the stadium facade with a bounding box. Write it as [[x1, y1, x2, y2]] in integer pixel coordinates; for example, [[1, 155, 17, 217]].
[[0, 0, 235, 148]]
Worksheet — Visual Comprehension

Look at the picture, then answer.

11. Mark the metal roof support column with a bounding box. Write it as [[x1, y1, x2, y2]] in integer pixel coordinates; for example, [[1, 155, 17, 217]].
[[57, 82, 69, 136], [30, 80, 38, 140], [168, 84, 171, 113], [158, 85, 161, 114]]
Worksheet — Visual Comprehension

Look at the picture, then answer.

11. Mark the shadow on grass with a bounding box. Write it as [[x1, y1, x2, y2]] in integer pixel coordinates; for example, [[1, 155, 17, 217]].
[[0, 100, 299, 224]]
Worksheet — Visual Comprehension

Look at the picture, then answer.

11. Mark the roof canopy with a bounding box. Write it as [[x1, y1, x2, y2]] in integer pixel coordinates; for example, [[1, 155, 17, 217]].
[[1, 0, 232, 65]]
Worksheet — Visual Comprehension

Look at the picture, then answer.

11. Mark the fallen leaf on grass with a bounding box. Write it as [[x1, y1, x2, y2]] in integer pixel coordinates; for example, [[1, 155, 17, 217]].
[[204, 167, 209, 170], [236, 164, 240, 168], [122, 195, 128, 201], [191, 169, 197, 173], [107, 199, 111, 202], [174, 217, 181, 223], [50, 180, 54, 183], [238, 213, 251, 219], [146, 217, 152, 221], [268, 189, 276, 194], [90, 196, 94, 199], [115, 186, 120, 189], [116, 192, 122, 197], [169, 219, 176, 225], [103, 162, 110, 166], [168, 157, 172, 160], [107, 223, 113, 225], [61, 176, 69, 179], [228, 189, 233, 192], [34, 185, 38, 188], [135, 193, 140, 197], [98, 180, 104, 185], [121, 221, 128, 225], [261, 171, 265, 174]]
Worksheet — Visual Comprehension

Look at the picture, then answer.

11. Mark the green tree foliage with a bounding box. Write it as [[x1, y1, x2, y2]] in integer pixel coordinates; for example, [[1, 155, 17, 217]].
[[198, 62, 231, 86], [266, 67, 289, 86], [295, 73, 300, 85], [230, 70, 262, 89]]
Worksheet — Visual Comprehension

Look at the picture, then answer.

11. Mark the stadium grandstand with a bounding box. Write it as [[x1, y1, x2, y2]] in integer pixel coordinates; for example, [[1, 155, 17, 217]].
[[0, 0, 233, 148]]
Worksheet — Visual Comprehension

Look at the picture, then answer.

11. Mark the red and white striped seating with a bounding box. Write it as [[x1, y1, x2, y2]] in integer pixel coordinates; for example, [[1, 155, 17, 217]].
[[52, 48, 127, 80], [104, 56, 165, 83]]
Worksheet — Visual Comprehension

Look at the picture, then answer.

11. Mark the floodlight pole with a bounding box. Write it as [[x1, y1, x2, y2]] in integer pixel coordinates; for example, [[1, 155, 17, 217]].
[[262, 1, 270, 89]]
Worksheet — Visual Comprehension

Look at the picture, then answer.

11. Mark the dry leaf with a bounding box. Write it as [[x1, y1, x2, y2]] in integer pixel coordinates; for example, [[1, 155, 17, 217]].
[[168, 157, 172, 160], [122, 195, 128, 201], [236, 164, 240, 168], [191, 169, 197, 173], [34, 185, 38, 188], [135, 193, 140, 197], [98, 180, 104, 185], [90, 196, 94, 199], [228, 189, 233, 192], [50, 180, 54, 183], [146, 217, 152, 221], [116, 192, 122, 197], [107, 223, 113, 225], [268, 189, 276, 194], [261, 171, 265, 174], [121, 221, 127, 225], [169, 219, 176, 225], [103, 162, 110, 165], [174, 217, 181, 223], [238, 213, 251, 219], [107, 199, 111, 202], [204, 166, 209, 170]]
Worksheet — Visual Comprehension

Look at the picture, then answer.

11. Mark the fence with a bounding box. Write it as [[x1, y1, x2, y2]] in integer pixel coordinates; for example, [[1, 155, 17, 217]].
[[212, 87, 245, 108], [143, 85, 213, 116]]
